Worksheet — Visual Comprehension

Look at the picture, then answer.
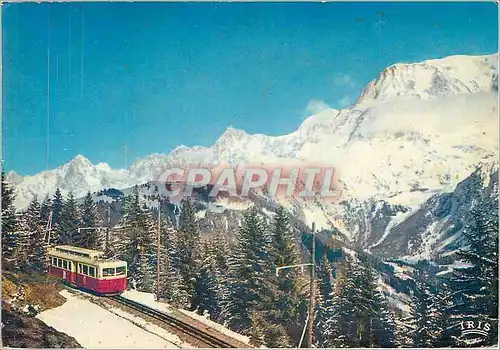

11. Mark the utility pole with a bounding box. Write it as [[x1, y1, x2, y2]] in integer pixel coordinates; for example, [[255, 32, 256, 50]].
[[105, 207, 110, 258], [45, 210, 53, 245], [275, 260, 313, 348], [156, 199, 161, 301], [307, 222, 316, 348]]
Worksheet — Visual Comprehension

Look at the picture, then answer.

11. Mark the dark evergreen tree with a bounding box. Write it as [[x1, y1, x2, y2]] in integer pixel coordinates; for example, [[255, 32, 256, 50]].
[[23, 197, 47, 273], [263, 323, 292, 348], [79, 191, 102, 249], [326, 255, 395, 347], [154, 218, 187, 307], [326, 257, 358, 347], [267, 206, 302, 340], [116, 186, 156, 291], [57, 192, 80, 245], [192, 231, 230, 322], [351, 256, 395, 347], [192, 240, 221, 320], [223, 207, 273, 333], [314, 253, 335, 347], [15, 212, 31, 272], [376, 291, 398, 348], [249, 311, 266, 347], [40, 196, 52, 240], [447, 202, 498, 346], [135, 250, 155, 292], [393, 313, 415, 347], [51, 188, 64, 244], [209, 230, 230, 299], [409, 262, 445, 347], [175, 198, 201, 308], [1, 170, 20, 270]]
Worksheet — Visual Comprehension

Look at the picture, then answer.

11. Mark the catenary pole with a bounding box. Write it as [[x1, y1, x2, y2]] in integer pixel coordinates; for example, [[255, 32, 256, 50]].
[[157, 199, 161, 301], [307, 222, 315, 347]]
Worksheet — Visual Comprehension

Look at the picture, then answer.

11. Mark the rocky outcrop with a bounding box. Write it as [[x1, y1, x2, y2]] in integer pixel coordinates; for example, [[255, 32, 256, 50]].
[[2, 308, 82, 348]]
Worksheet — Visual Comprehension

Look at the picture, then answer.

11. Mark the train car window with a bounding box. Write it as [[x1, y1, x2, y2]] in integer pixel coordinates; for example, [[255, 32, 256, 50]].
[[116, 266, 126, 275], [78, 264, 82, 274], [68, 262, 72, 271], [63, 260, 68, 270], [57, 259, 63, 268], [103, 268, 115, 276], [88, 266, 95, 277], [83, 265, 88, 275], [52, 257, 57, 266]]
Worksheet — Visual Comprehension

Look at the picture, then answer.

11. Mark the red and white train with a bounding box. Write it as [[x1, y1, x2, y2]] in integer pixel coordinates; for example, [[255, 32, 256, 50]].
[[47, 245, 128, 295]]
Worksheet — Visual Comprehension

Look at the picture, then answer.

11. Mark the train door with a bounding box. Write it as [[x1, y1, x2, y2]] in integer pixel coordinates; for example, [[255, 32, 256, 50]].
[[69, 261, 76, 284], [76, 263, 85, 287], [62, 259, 68, 281]]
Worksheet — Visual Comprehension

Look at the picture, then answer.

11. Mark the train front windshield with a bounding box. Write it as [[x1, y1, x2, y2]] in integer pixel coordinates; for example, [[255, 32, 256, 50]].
[[103, 266, 127, 276]]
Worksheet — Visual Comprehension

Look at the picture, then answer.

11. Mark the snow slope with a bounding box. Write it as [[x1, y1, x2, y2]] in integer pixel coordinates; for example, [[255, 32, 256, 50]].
[[36, 290, 185, 348]]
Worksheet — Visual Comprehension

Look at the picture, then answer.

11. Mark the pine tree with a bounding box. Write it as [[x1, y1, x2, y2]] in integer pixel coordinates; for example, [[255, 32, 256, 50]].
[[393, 313, 415, 347], [155, 219, 187, 307], [352, 256, 395, 347], [175, 198, 201, 308], [23, 197, 48, 273], [447, 202, 499, 346], [40, 196, 52, 240], [209, 231, 230, 297], [267, 206, 302, 339], [264, 323, 292, 348], [223, 207, 274, 333], [314, 252, 335, 347], [409, 262, 445, 347], [249, 311, 266, 347], [135, 250, 155, 292], [79, 191, 102, 249], [376, 291, 398, 347], [325, 257, 358, 347], [15, 212, 31, 272], [116, 186, 156, 291], [193, 240, 221, 320], [191, 231, 231, 322], [326, 255, 395, 347], [51, 188, 64, 244], [58, 192, 80, 245], [1, 169, 20, 270]]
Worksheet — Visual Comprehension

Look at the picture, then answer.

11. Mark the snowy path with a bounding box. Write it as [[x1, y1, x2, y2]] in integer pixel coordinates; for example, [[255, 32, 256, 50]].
[[122, 290, 251, 345], [36, 290, 189, 348]]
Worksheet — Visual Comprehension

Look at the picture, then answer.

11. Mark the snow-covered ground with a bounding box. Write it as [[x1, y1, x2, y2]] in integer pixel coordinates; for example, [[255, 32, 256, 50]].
[[36, 290, 189, 348], [121, 290, 174, 315], [178, 309, 251, 345], [122, 290, 251, 345]]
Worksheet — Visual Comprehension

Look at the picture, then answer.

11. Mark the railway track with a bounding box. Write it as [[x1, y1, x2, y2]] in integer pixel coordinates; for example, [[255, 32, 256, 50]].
[[107, 295, 236, 348]]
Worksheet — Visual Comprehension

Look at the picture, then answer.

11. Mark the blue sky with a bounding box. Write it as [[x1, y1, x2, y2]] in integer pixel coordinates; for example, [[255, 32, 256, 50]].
[[2, 2, 497, 175]]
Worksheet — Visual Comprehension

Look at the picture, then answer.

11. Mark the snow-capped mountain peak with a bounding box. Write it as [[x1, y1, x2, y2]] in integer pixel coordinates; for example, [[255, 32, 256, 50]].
[[214, 127, 250, 149], [63, 154, 93, 170], [357, 53, 497, 106], [5, 170, 22, 185]]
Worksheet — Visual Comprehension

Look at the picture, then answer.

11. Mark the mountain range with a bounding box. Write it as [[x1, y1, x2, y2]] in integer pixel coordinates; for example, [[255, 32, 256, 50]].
[[6, 52, 499, 260]]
